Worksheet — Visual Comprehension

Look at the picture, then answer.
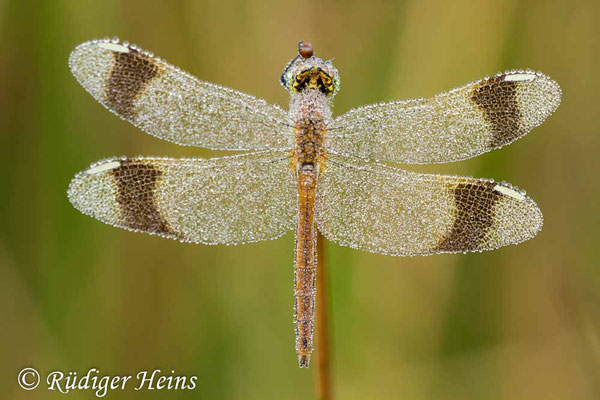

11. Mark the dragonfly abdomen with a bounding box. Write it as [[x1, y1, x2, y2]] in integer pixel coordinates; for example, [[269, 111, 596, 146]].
[[294, 165, 317, 368]]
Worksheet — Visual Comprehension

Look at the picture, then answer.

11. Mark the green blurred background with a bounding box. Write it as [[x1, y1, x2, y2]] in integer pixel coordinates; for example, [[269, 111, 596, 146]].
[[2, 0, 599, 399]]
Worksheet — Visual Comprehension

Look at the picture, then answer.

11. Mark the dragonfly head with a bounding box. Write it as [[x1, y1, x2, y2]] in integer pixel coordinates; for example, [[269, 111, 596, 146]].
[[280, 41, 340, 97]]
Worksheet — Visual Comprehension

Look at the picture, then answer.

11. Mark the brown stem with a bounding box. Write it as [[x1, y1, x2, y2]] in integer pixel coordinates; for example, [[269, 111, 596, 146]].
[[315, 232, 332, 400]]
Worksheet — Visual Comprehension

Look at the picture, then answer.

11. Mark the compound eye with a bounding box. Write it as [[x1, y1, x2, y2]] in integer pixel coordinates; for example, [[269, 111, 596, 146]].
[[298, 41, 313, 59]]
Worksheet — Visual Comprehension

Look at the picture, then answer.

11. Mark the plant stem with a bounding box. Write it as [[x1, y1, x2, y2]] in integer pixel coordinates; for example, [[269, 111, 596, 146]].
[[316, 232, 332, 400]]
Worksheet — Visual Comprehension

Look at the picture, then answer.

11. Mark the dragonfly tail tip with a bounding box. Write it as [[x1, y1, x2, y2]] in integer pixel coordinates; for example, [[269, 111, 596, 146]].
[[298, 354, 311, 368]]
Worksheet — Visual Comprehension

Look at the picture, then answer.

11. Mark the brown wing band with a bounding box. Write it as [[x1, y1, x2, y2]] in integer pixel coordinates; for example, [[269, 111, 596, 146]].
[[110, 160, 176, 236], [471, 76, 522, 147], [106, 50, 159, 119], [436, 182, 500, 252]]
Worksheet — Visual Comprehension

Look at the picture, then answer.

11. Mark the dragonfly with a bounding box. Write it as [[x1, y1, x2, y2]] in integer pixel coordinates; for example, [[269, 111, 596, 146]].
[[67, 38, 561, 368]]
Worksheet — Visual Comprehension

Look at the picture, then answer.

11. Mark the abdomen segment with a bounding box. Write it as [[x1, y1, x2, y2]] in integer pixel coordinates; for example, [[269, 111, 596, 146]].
[[294, 165, 318, 367]]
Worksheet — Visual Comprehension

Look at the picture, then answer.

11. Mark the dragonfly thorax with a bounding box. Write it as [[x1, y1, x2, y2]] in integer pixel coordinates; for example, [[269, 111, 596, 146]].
[[290, 89, 329, 177]]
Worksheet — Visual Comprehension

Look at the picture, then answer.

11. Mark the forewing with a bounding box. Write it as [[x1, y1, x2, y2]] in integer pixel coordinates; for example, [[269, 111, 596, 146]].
[[327, 71, 561, 164], [68, 151, 296, 244], [69, 39, 292, 150], [316, 153, 543, 256]]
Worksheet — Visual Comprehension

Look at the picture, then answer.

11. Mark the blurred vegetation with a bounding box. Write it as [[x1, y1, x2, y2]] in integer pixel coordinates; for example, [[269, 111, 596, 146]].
[[1, 0, 599, 399]]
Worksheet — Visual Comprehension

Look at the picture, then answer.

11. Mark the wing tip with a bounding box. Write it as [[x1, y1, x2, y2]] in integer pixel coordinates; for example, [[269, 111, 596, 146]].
[[496, 184, 544, 247], [502, 69, 562, 120], [531, 71, 562, 118]]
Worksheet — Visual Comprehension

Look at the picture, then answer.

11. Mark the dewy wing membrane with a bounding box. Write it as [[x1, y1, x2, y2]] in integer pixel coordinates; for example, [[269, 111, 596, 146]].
[[326, 71, 561, 164], [69, 39, 293, 150], [68, 151, 297, 244], [316, 153, 543, 256]]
